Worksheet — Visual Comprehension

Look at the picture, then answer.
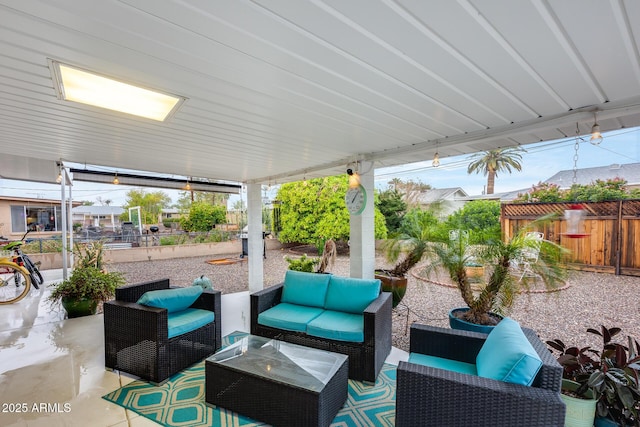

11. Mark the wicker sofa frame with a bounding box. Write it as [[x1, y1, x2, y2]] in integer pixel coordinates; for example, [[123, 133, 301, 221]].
[[395, 324, 565, 427], [250, 282, 392, 382], [104, 278, 222, 384]]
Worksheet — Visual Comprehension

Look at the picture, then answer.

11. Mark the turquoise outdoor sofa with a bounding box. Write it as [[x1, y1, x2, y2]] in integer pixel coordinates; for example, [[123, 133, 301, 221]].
[[250, 270, 392, 382]]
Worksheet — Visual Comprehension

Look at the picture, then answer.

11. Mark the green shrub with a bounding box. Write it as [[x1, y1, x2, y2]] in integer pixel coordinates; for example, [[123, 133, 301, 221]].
[[284, 254, 319, 272]]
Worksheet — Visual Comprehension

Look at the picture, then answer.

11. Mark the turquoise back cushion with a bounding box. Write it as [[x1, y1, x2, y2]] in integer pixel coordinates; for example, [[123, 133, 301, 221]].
[[476, 317, 543, 386], [137, 286, 203, 313], [324, 276, 381, 314], [280, 270, 331, 308]]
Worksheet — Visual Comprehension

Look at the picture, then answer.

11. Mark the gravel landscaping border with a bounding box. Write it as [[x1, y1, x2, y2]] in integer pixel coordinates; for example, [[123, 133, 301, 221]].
[[109, 249, 640, 353]]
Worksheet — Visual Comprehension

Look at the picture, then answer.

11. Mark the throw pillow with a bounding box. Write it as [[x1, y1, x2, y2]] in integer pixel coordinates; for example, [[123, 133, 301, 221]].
[[137, 286, 203, 313], [476, 317, 543, 386]]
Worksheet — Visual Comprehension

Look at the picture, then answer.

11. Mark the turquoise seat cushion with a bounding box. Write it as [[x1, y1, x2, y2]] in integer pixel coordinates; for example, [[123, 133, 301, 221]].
[[324, 276, 381, 314], [137, 286, 203, 313], [280, 270, 331, 308], [167, 308, 214, 339], [476, 317, 543, 386], [408, 353, 478, 376], [306, 310, 364, 342], [257, 303, 324, 332]]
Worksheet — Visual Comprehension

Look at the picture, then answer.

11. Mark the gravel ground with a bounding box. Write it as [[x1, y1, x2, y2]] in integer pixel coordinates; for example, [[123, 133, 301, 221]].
[[109, 249, 640, 353]]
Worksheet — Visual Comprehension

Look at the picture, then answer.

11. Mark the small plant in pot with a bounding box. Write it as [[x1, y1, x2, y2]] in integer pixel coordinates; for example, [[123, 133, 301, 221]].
[[47, 241, 125, 318], [547, 326, 640, 427]]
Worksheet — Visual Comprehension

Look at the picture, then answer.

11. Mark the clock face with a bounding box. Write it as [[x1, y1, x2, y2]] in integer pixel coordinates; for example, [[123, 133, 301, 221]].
[[345, 185, 366, 215]]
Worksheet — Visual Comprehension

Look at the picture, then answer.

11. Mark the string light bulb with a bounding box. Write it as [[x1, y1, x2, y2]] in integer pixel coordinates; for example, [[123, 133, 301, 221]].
[[590, 112, 603, 145], [184, 179, 191, 191], [56, 171, 63, 183], [113, 172, 119, 185], [432, 152, 440, 167]]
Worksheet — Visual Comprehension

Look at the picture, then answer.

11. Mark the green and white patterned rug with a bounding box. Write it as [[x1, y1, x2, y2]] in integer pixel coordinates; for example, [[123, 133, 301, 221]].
[[103, 331, 396, 426]]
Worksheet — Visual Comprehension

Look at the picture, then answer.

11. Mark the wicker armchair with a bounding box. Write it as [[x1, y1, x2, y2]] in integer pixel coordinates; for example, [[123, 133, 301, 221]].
[[395, 324, 566, 427], [104, 279, 221, 384], [251, 282, 392, 382]]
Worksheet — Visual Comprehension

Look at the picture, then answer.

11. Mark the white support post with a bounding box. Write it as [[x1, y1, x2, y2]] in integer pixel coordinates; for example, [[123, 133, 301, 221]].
[[349, 161, 375, 279], [246, 183, 264, 292], [67, 169, 73, 269], [60, 168, 68, 279]]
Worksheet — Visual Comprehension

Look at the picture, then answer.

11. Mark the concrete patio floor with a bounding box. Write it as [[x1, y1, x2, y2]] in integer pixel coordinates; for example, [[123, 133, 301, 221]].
[[0, 269, 408, 426]]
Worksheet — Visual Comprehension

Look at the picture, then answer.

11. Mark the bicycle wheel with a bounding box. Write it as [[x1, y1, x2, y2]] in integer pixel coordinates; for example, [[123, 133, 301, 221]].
[[0, 262, 31, 304], [21, 254, 43, 288]]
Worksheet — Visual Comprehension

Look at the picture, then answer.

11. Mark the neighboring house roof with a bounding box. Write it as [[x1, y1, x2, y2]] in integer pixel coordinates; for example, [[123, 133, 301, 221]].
[[459, 188, 528, 202], [416, 187, 468, 204], [72, 206, 125, 216], [544, 162, 640, 189], [0, 196, 82, 206]]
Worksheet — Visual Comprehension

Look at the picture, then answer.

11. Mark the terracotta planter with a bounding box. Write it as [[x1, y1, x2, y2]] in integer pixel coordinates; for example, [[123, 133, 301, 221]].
[[448, 307, 503, 334], [375, 272, 407, 308]]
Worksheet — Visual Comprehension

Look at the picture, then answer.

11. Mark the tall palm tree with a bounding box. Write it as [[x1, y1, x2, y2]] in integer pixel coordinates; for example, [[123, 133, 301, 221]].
[[467, 147, 525, 194]]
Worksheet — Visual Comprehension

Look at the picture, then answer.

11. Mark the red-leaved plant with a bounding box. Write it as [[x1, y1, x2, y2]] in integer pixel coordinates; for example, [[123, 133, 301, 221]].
[[547, 326, 640, 426]]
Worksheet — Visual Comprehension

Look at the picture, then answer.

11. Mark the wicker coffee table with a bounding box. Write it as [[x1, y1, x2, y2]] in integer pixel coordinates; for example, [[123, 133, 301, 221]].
[[205, 334, 348, 427]]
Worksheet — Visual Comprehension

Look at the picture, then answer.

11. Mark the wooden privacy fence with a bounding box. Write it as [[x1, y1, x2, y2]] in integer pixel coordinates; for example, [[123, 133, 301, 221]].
[[501, 200, 640, 276]]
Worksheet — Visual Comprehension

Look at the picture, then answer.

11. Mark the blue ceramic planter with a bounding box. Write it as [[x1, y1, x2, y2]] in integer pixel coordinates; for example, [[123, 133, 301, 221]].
[[595, 416, 625, 427], [448, 307, 503, 334]]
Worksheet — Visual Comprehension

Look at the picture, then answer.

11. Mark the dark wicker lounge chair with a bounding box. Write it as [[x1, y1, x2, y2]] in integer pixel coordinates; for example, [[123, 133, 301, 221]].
[[104, 278, 221, 384], [250, 282, 392, 382], [395, 324, 566, 427]]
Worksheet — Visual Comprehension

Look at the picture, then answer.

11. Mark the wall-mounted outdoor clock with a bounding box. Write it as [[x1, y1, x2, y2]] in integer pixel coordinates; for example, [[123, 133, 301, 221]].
[[345, 185, 367, 215]]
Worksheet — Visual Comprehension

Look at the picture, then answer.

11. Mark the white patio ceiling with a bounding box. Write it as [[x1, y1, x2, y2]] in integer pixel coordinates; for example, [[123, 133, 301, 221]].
[[1, 0, 640, 186]]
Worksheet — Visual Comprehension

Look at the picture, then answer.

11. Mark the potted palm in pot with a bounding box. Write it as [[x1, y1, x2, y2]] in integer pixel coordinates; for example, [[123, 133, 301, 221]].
[[376, 209, 443, 308], [547, 326, 640, 427], [423, 216, 568, 332], [47, 241, 125, 318]]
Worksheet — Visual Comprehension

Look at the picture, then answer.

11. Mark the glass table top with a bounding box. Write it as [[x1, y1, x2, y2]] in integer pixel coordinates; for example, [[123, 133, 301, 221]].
[[207, 335, 347, 392]]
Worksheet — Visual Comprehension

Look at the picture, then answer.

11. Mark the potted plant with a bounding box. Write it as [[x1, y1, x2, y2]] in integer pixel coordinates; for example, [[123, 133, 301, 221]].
[[547, 326, 640, 427], [546, 333, 599, 427], [47, 241, 125, 318], [423, 216, 568, 332], [376, 210, 441, 308]]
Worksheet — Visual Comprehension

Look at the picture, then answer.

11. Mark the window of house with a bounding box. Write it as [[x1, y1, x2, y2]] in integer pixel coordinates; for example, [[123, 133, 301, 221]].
[[10, 205, 62, 233]]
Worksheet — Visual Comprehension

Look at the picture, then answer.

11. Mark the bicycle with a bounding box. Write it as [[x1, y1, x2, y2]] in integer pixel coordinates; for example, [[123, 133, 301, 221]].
[[0, 251, 32, 304], [0, 231, 44, 287]]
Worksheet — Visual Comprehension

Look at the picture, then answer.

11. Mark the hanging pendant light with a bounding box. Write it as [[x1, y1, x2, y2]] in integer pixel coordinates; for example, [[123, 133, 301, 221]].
[[590, 112, 603, 145]]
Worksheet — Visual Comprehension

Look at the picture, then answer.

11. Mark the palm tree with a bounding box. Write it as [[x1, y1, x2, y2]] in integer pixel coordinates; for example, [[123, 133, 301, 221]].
[[425, 216, 568, 326], [467, 147, 525, 194]]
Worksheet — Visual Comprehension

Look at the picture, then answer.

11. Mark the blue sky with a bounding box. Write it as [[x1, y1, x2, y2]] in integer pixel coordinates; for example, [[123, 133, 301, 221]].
[[375, 127, 640, 196], [2, 127, 639, 206]]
